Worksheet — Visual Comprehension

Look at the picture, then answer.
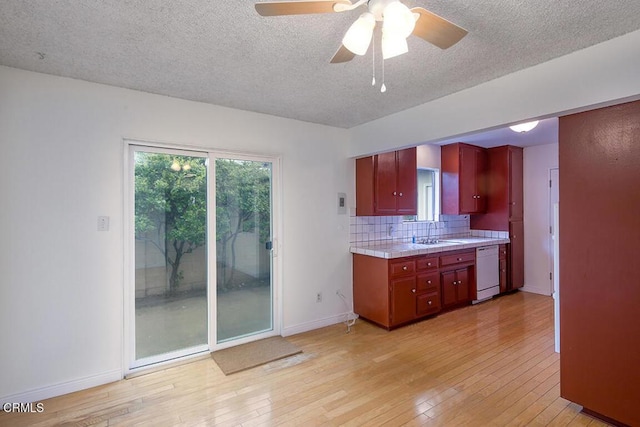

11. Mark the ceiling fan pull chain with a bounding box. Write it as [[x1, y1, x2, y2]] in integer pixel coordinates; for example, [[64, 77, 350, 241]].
[[380, 57, 386, 93], [371, 34, 376, 86]]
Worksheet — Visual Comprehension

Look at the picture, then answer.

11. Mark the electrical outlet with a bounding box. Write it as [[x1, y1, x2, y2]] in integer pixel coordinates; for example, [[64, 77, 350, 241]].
[[316, 292, 322, 303], [97, 216, 110, 231]]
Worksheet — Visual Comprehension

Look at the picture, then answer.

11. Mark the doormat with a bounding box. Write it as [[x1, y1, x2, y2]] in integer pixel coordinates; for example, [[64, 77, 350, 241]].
[[212, 336, 302, 375]]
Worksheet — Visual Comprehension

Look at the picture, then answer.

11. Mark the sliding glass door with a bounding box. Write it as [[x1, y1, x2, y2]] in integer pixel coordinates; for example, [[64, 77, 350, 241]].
[[131, 147, 209, 367], [127, 144, 278, 369], [215, 158, 273, 343]]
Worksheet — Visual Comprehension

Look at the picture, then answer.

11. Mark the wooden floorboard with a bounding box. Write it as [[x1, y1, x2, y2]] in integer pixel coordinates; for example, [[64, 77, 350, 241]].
[[0, 292, 614, 426]]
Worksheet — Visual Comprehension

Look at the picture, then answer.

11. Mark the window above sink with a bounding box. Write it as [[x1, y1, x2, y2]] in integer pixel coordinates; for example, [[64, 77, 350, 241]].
[[404, 167, 440, 222]]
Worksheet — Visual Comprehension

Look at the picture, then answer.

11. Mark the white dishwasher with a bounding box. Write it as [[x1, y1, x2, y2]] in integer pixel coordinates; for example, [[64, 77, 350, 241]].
[[474, 245, 500, 303]]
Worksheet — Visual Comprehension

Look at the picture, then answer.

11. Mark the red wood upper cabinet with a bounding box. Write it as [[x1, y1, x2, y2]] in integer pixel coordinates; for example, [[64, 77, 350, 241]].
[[356, 147, 417, 216], [441, 143, 487, 215], [470, 145, 523, 230]]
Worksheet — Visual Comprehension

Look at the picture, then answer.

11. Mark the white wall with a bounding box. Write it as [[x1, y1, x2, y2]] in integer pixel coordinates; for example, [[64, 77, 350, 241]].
[[0, 66, 352, 402], [349, 29, 640, 156], [417, 141, 560, 297], [417, 144, 440, 169], [523, 143, 559, 295]]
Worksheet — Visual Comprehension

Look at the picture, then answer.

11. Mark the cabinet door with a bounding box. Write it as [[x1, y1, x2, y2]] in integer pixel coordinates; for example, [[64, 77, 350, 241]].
[[459, 145, 478, 213], [396, 147, 417, 215], [499, 258, 508, 293], [509, 147, 524, 221], [355, 156, 375, 216], [456, 268, 470, 302], [441, 271, 458, 307], [459, 145, 487, 214], [374, 151, 398, 215], [475, 148, 487, 212], [390, 277, 416, 326], [509, 220, 524, 289]]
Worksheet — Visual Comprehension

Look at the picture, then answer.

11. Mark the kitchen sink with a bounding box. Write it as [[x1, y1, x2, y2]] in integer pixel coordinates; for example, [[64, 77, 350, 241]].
[[416, 239, 458, 246]]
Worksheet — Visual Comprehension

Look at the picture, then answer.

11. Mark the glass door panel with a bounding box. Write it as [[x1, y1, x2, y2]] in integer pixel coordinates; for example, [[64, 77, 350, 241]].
[[133, 150, 208, 365], [215, 158, 273, 343]]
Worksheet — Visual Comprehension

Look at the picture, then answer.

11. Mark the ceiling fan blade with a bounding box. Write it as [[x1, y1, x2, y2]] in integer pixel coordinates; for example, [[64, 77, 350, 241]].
[[410, 7, 468, 49], [330, 44, 356, 63], [255, 0, 352, 16]]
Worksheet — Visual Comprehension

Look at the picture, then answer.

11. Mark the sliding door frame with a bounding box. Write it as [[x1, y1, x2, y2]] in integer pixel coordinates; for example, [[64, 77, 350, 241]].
[[123, 139, 282, 375]]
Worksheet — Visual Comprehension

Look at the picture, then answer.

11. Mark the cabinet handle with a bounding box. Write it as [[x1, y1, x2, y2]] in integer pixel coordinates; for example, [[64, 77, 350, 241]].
[[393, 191, 397, 196], [457, 258, 462, 261], [399, 192, 403, 196], [453, 281, 457, 285], [402, 266, 408, 271], [427, 280, 431, 284], [427, 262, 431, 266], [412, 289, 416, 293], [428, 300, 432, 305]]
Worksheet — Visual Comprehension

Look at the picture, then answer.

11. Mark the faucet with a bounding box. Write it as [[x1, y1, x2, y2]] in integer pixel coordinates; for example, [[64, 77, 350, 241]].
[[426, 221, 437, 244]]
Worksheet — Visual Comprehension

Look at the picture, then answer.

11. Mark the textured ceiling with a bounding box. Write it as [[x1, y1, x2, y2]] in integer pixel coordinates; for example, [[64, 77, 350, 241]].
[[436, 117, 559, 148], [1, 1, 640, 128]]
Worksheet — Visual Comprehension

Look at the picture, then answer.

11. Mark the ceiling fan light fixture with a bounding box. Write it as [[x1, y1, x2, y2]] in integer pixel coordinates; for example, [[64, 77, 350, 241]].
[[382, 30, 408, 59], [382, 1, 416, 39], [342, 12, 376, 56], [509, 120, 539, 133]]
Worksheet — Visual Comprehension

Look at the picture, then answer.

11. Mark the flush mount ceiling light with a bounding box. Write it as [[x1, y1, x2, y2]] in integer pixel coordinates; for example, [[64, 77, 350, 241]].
[[509, 121, 540, 133], [255, 0, 468, 91]]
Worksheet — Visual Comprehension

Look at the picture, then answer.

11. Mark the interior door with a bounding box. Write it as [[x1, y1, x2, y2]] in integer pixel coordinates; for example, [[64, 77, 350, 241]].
[[549, 168, 559, 293]]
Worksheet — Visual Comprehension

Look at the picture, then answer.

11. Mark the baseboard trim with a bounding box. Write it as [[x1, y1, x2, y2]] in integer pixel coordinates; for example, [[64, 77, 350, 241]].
[[521, 284, 551, 296], [1, 369, 122, 404], [281, 312, 350, 337]]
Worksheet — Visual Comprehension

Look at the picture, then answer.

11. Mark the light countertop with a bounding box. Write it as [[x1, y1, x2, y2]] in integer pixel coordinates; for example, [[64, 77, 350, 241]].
[[350, 237, 510, 259]]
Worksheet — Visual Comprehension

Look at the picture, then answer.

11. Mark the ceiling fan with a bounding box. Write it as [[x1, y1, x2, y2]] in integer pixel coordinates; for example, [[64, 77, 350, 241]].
[[255, 0, 468, 64]]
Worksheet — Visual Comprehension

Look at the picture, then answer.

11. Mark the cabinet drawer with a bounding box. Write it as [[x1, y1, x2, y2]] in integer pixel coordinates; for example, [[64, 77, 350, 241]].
[[499, 244, 507, 260], [440, 251, 475, 267], [417, 292, 441, 316], [417, 256, 438, 271], [389, 259, 415, 277], [416, 272, 439, 293]]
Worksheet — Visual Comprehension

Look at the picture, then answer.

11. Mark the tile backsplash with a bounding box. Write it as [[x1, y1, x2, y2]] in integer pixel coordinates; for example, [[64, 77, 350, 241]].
[[349, 215, 508, 245]]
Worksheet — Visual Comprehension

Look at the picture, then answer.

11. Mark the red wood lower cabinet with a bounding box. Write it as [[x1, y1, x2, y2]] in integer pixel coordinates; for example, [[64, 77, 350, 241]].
[[353, 249, 475, 329], [390, 277, 417, 326], [441, 268, 470, 308], [353, 253, 441, 329], [509, 220, 524, 289], [499, 244, 508, 293]]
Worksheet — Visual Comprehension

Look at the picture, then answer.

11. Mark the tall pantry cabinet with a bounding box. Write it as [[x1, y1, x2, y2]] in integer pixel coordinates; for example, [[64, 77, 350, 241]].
[[468, 145, 524, 290]]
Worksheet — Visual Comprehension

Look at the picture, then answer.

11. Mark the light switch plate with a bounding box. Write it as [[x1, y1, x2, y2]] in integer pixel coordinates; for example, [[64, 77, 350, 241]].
[[337, 193, 347, 214]]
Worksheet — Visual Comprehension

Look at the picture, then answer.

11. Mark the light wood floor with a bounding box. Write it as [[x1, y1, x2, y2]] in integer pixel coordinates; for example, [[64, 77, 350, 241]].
[[1, 292, 611, 427]]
